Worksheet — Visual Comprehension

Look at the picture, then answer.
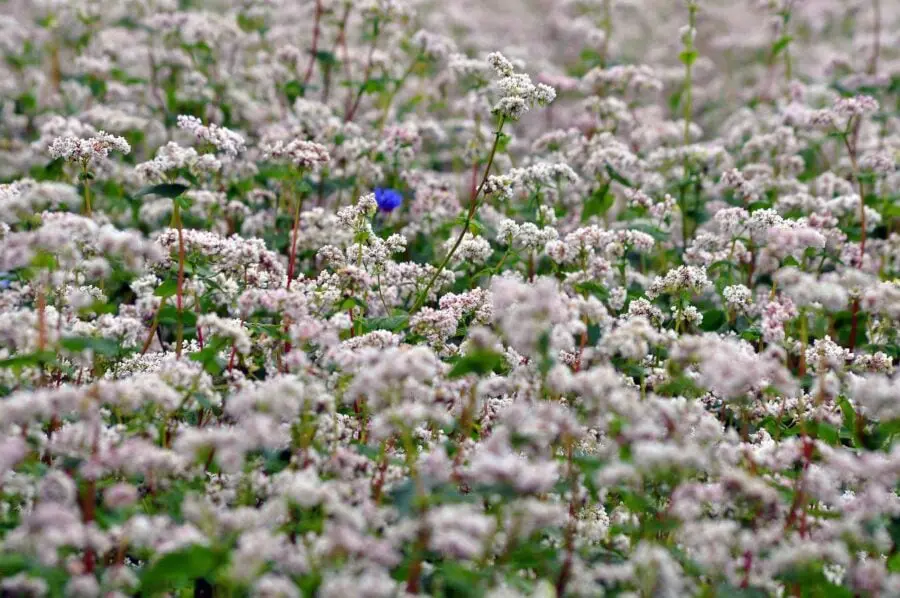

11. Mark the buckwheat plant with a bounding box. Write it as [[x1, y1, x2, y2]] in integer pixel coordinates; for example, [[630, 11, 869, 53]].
[[0, 0, 899, 596]]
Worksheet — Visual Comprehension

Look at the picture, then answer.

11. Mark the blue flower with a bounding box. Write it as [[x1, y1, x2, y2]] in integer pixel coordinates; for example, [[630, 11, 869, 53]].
[[374, 187, 403, 212]]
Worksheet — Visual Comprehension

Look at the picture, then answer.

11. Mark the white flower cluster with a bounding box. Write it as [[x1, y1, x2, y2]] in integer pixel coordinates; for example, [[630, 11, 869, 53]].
[[48, 131, 131, 165], [176, 115, 246, 157], [647, 265, 711, 299], [136, 141, 222, 181], [487, 52, 557, 121], [1, 1, 900, 597], [262, 139, 331, 171]]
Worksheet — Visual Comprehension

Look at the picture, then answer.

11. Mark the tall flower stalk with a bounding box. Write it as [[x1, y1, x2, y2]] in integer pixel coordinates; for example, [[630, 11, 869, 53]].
[[286, 173, 306, 291], [412, 117, 506, 311], [172, 198, 186, 358], [412, 51, 555, 311], [680, 1, 699, 146]]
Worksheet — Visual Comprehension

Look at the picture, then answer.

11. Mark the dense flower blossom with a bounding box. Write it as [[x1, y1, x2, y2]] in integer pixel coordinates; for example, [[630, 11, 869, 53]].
[[0, 0, 898, 596]]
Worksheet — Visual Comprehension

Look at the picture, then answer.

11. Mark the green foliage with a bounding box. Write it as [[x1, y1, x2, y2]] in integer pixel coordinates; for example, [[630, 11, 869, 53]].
[[135, 183, 190, 199], [582, 181, 613, 222], [448, 349, 506, 378], [139, 544, 229, 595]]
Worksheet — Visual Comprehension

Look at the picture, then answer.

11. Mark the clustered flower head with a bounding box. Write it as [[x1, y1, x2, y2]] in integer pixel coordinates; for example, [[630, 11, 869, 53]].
[[176, 115, 246, 157], [487, 51, 557, 120], [48, 131, 131, 165], [0, 0, 899, 597], [262, 138, 330, 170]]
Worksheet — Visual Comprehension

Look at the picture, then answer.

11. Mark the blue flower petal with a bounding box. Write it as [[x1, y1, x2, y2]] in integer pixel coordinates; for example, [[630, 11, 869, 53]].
[[374, 187, 403, 212]]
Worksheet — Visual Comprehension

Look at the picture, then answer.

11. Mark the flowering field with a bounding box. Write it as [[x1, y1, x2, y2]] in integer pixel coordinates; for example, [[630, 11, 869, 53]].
[[1, 0, 899, 596]]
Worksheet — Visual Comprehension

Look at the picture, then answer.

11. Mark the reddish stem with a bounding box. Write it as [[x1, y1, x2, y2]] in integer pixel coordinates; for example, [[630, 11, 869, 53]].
[[345, 19, 380, 122], [302, 0, 324, 88], [286, 194, 303, 290], [81, 479, 96, 573], [405, 527, 430, 594], [741, 550, 753, 588], [227, 341, 238, 372], [573, 325, 589, 373]]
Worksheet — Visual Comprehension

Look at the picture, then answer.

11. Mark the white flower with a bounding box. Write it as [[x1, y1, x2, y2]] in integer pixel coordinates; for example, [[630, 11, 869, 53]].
[[48, 131, 131, 164]]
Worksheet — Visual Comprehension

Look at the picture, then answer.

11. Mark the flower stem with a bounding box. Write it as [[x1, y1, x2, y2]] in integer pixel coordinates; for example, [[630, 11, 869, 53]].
[[81, 164, 92, 217], [869, 0, 881, 75], [601, 0, 612, 67], [683, 3, 697, 146], [345, 18, 380, 122], [141, 297, 167, 355], [174, 202, 186, 359], [377, 59, 418, 132], [412, 118, 505, 311], [287, 191, 304, 290], [301, 0, 324, 90]]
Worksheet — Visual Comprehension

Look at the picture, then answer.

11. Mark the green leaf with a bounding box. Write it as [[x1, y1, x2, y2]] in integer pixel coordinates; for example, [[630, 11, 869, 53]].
[[582, 182, 613, 222], [154, 279, 178, 298], [668, 87, 684, 114], [741, 327, 762, 342], [0, 350, 57, 369], [817, 422, 841, 445], [496, 132, 512, 153], [282, 80, 305, 103], [189, 338, 229, 375], [139, 544, 225, 595], [889, 551, 900, 573], [838, 397, 861, 448], [59, 336, 121, 356], [605, 164, 634, 188], [174, 195, 192, 210], [31, 251, 58, 270], [236, 12, 266, 33], [715, 583, 769, 598], [778, 564, 853, 598], [159, 305, 198, 327], [339, 296, 367, 311], [362, 313, 409, 333], [361, 77, 388, 94], [771, 35, 793, 57], [0, 554, 28, 577], [448, 349, 505, 379], [43, 157, 65, 179], [679, 49, 698, 67], [573, 281, 609, 300], [315, 50, 339, 66], [135, 183, 189, 199], [430, 561, 487, 595], [700, 309, 726, 332]]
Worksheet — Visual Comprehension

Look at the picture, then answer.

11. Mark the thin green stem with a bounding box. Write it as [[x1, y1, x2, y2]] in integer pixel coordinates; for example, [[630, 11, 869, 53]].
[[81, 163, 92, 217], [783, 10, 793, 83], [683, 4, 697, 146], [377, 59, 418, 133], [601, 0, 612, 67], [412, 118, 506, 311], [345, 18, 380, 122], [174, 202, 185, 359], [376, 268, 389, 313]]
